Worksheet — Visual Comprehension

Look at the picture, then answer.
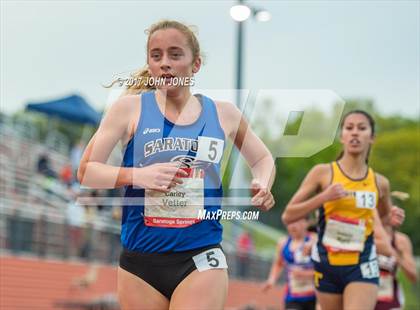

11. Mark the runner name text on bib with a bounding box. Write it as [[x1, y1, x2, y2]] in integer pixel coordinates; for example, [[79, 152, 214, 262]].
[[144, 167, 204, 228], [322, 215, 366, 252]]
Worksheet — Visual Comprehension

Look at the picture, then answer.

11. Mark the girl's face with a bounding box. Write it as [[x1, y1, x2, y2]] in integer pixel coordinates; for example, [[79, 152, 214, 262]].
[[147, 28, 201, 91], [287, 218, 308, 238], [340, 113, 374, 156]]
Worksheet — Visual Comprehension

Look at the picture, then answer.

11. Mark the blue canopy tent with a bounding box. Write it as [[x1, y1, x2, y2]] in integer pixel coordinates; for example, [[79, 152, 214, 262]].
[[25, 94, 101, 153], [26, 94, 101, 126]]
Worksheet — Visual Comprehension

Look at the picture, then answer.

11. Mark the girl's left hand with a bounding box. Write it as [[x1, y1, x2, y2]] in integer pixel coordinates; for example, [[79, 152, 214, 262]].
[[250, 179, 275, 211]]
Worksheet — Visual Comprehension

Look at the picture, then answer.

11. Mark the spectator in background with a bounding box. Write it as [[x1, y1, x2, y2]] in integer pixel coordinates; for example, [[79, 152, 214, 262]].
[[70, 141, 84, 176], [91, 190, 104, 212], [107, 206, 122, 263], [7, 209, 34, 254], [79, 205, 95, 260], [237, 231, 255, 278], [65, 196, 85, 258], [36, 153, 56, 178], [60, 164, 74, 186]]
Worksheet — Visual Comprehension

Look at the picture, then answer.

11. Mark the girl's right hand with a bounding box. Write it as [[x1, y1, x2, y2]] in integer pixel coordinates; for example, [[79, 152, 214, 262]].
[[390, 205, 405, 227], [321, 183, 348, 202], [262, 279, 274, 292], [132, 162, 188, 192]]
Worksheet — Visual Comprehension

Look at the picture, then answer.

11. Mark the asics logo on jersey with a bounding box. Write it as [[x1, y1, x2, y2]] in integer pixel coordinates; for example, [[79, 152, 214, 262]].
[[143, 128, 161, 135]]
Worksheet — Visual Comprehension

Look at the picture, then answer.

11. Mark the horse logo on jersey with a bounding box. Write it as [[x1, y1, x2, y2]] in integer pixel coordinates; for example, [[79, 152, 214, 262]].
[[171, 155, 211, 170]]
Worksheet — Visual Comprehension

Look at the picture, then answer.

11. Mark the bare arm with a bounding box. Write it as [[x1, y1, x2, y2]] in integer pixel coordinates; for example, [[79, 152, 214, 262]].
[[263, 238, 286, 291], [282, 164, 334, 225], [216, 101, 275, 210], [217, 102, 275, 189], [395, 232, 418, 283], [373, 209, 395, 257], [232, 111, 275, 191], [77, 95, 138, 188], [77, 95, 186, 190], [376, 173, 393, 225]]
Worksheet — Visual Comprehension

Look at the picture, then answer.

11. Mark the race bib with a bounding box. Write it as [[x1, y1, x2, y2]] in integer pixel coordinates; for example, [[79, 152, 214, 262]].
[[322, 215, 366, 252], [360, 260, 379, 279], [378, 254, 396, 272], [289, 271, 315, 296], [144, 168, 204, 228], [294, 248, 311, 264], [378, 272, 394, 301], [196, 136, 224, 164], [353, 191, 376, 209], [192, 248, 228, 272]]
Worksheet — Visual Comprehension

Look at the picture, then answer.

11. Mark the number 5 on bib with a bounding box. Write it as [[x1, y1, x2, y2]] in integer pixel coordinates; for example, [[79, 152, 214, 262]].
[[196, 136, 224, 164], [192, 248, 228, 272]]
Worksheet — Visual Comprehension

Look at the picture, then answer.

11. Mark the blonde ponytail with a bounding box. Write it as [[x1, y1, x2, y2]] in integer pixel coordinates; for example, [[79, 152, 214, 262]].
[[123, 66, 155, 95], [104, 66, 155, 96]]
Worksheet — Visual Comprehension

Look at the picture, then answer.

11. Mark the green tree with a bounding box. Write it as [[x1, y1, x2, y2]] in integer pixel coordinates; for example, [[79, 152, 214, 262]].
[[370, 127, 420, 254]]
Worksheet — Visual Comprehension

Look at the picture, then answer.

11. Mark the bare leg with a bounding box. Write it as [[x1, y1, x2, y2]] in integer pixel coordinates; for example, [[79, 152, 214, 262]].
[[316, 290, 343, 310], [343, 282, 378, 310], [117, 267, 169, 310], [169, 269, 228, 310]]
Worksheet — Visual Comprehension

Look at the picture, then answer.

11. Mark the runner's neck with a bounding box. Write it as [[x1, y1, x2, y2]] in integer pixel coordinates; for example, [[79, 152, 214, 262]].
[[156, 89, 193, 112], [337, 155, 368, 179]]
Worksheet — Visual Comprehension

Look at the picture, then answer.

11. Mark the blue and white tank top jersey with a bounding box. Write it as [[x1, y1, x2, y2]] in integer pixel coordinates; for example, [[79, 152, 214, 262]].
[[282, 236, 316, 302], [121, 91, 226, 253]]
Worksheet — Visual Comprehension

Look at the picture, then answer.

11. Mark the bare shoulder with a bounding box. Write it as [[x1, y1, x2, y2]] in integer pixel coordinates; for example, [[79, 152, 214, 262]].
[[395, 231, 411, 246], [276, 237, 288, 253], [375, 172, 390, 196], [277, 236, 287, 247], [214, 100, 241, 120], [101, 94, 141, 143], [308, 163, 331, 189], [102, 94, 140, 123], [109, 94, 140, 114], [213, 100, 242, 138], [394, 231, 414, 254], [375, 172, 389, 187], [311, 163, 331, 175], [309, 163, 331, 179]]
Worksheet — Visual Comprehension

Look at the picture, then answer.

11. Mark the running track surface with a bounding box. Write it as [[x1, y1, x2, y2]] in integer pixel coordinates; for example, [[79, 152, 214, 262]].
[[0, 255, 284, 310]]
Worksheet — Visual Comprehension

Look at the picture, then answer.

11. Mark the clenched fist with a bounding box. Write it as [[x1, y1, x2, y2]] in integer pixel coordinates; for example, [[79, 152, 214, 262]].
[[321, 183, 348, 202], [132, 162, 188, 192], [250, 179, 275, 211]]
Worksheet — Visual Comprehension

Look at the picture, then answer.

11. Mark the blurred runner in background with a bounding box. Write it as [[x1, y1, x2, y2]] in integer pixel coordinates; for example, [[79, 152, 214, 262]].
[[263, 217, 316, 310]]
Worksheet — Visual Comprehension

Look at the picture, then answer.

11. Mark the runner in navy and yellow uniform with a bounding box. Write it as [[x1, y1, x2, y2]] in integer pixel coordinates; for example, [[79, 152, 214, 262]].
[[263, 217, 316, 310], [78, 20, 275, 310], [282, 110, 397, 310]]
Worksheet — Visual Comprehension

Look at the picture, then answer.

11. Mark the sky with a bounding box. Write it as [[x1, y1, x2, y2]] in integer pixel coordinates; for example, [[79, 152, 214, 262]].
[[1, 0, 419, 118]]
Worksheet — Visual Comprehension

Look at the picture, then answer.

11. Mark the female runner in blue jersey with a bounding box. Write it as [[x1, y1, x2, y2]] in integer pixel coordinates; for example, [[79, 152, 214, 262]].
[[263, 217, 317, 310], [77, 20, 275, 310]]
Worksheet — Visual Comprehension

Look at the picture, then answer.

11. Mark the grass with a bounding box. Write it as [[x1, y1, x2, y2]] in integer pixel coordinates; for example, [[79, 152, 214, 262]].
[[397, 271, 420, 310]]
